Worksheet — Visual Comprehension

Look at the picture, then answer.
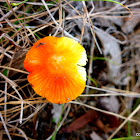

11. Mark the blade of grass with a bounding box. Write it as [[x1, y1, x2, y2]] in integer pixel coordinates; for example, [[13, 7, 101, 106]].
[[92, 56, 119, 65], [34, 33, 41, 40], [111, 136, 140, 140], [51, 104, 63, 140], [86, 76, 98, 87], [11, 0, 28, 6]]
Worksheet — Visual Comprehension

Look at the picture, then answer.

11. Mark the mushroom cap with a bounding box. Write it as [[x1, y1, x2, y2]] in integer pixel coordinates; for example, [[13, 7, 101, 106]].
[[23, 36, 87, 104]]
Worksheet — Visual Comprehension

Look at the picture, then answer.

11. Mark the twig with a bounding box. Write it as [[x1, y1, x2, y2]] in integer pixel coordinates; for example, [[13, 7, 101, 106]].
[[0, 72, 24, 124], [0, 66, 29, 74], [0, 112, 12, 140], [46, 103, 71, 140], [70, 101, 140, 124], [41, 0, 79, 41], [80, 93, 140, 98], [107, 104, 140, 140]]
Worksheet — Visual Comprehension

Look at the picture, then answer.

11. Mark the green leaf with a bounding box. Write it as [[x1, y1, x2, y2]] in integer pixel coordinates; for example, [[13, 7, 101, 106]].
[[3, 69, 8, 76]]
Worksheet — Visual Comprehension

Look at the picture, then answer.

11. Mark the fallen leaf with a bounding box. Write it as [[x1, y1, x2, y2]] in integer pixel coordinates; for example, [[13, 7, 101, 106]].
[[61, 109, 119, 133], [95, 28, 122, 84], [61, 110, 98, 133]]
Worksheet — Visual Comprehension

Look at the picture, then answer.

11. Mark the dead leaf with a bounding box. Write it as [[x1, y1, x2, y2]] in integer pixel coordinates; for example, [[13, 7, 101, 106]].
[[61, 110, 98, 133], [95, 28, 122, 84], [61, 109, 119, 133]]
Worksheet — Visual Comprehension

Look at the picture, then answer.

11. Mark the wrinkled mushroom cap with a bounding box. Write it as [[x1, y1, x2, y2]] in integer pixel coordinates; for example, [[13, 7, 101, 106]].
[[23, 36, 87, 104]]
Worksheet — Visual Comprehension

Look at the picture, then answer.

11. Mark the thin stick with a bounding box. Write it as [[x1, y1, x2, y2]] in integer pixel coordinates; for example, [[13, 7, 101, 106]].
[[107, 104, 140, 140], [46, 103, 71, 140], [85, 85, 140, 95], [0, 112, 12, 140], [0, 66, 29, 74], [7, 124, 28, 140], [70, 101, 140, 124], [80, 93, 140, 98], [41, 0, 79, 41]]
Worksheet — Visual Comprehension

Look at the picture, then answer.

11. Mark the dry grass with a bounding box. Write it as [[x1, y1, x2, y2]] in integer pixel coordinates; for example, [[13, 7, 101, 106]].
[[0, 0, 140, 140]]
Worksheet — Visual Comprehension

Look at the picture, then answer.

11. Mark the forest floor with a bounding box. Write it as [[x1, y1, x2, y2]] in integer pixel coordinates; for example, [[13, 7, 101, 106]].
[[0, 0, 140, 140]]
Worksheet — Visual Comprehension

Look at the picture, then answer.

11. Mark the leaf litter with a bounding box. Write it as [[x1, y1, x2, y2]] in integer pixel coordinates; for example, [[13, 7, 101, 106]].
[[0, 0, 140, 140]]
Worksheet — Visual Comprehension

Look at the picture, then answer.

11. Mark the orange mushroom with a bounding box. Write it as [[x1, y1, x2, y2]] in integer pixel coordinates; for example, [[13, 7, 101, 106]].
[[23, 36, 87, 104]]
